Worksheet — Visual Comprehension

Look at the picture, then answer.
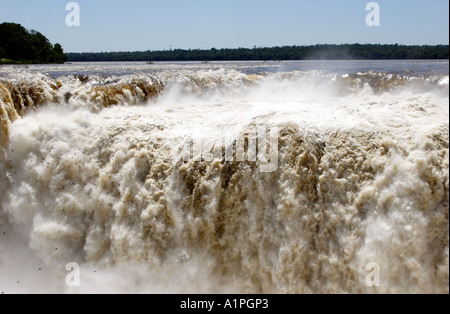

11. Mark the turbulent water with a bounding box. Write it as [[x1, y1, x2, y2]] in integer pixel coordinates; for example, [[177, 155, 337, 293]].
[[0, 60, 448, 294]]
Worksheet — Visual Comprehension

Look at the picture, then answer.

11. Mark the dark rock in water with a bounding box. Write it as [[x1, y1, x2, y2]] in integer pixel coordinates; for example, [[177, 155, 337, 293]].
[[76, 75, 89, 83], [64, 92, 72, 103]]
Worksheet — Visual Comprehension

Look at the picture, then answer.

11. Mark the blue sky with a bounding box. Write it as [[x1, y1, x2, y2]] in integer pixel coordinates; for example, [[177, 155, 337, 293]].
[[0, 0, 448, 52]]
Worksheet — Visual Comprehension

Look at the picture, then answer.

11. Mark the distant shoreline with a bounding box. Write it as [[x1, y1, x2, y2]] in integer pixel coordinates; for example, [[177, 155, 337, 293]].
[[66, 44, 449, 62]]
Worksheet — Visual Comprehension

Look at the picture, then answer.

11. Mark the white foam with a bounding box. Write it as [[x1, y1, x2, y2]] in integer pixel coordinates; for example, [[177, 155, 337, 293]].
[[0, 65, 448, 294]]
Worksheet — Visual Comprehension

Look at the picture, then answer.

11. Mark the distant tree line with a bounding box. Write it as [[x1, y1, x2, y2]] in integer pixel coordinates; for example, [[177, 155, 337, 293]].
[[0, 22, 67, 64], [66, 44, 449, 62]]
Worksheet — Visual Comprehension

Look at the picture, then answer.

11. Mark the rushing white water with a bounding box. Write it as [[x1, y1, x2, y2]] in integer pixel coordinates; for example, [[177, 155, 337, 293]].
[[0, 61, 449, 293]]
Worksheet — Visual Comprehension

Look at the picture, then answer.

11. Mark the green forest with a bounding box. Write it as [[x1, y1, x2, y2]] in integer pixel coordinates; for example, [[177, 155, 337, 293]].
[[1, 21, 448, 63], [67, 44, 449, 62], [0, 22, 67, 64]]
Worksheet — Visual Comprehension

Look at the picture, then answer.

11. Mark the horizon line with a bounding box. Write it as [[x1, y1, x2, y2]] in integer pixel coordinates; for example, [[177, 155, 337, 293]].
[[66, 43, 450, 54]]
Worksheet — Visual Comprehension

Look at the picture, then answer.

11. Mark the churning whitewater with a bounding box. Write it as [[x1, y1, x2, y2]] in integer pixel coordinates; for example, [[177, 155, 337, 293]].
[[0, 61, 448, 293]]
